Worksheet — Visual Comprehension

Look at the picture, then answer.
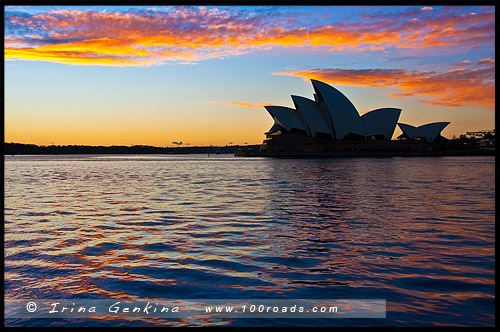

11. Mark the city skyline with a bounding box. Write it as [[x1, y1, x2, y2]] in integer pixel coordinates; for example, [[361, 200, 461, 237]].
[[4, 5, 495, 146]]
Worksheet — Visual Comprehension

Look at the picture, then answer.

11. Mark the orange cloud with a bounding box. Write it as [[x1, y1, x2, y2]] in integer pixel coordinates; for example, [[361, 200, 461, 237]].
[[5, 46, 140, 66], [4, 7, 495, 66], [5, 37, 148, 66], [274, 59, 495, 109], [209, 101, 275, 108]]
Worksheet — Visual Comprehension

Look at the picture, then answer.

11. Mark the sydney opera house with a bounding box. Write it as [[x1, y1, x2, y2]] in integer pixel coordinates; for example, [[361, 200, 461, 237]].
[[239, 79, 452, 157]]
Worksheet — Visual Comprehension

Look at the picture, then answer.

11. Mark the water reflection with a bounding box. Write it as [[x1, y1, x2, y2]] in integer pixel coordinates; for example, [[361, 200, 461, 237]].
[[4, 155, 495, 326]]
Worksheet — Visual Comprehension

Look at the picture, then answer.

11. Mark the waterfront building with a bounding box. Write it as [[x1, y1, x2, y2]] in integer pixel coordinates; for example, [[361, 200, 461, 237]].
[[263, 79, 448, 144], [232, 79, 466, 157]]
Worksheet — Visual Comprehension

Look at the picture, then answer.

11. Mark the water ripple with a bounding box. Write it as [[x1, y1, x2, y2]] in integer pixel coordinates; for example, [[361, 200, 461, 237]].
[[4, 155, 495, 327]]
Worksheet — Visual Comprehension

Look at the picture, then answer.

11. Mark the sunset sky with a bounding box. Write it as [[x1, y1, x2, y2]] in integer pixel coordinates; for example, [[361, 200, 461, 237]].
[[4, 5, 495, 146]]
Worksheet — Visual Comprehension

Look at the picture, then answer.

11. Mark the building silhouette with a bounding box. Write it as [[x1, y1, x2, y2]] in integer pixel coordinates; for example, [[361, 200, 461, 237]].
[[264, 79, 449, 143]]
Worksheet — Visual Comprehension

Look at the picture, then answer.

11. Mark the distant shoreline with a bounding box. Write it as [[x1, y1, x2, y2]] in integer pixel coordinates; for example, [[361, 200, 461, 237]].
[[4, 142, 259, 155]]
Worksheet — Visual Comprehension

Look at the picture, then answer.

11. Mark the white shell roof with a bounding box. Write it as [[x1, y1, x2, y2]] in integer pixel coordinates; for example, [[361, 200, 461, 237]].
[[398, 122, 450, 142], [264, 105, 306, 133], [398, 123, 417, 138], [266, 122, 285, 134], [291, 95, 332, 137], [311, 79, 360, 140], [361, 108, 402, 140], [349, 117, 383, 137]]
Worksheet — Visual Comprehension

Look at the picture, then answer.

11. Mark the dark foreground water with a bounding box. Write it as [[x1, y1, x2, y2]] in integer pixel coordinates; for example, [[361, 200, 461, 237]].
[[4, 155, 495, 327]]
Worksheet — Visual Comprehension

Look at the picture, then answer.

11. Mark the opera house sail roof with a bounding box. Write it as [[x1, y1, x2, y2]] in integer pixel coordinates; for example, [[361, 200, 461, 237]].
[[291, 95, 332, 137], [311, 79, 359, 140], [398, 122, 450, 143], [263, 79, 449, 144]]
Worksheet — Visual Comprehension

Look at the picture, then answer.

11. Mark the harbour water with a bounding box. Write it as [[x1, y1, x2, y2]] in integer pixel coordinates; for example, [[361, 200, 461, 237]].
[[4, 154, 495, 326]]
